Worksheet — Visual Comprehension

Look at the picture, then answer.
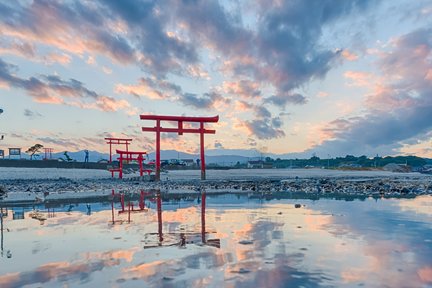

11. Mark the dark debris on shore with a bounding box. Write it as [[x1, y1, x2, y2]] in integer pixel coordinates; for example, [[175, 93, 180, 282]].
[[1, 174, 432, 205]]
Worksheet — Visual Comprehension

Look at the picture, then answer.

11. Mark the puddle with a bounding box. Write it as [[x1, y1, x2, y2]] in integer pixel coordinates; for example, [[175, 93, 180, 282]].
[[1, 193, 431, 287]]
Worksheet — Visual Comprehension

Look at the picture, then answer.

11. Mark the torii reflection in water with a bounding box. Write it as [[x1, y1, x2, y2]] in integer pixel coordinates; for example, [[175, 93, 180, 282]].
[[1, 207, 12, 258], [149, 191, 220, 249], [110, 190, 219, 248]]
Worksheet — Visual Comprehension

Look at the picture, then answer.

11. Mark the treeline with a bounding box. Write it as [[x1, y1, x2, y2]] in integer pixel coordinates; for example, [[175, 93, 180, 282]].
[[239, 155, 429, 169]]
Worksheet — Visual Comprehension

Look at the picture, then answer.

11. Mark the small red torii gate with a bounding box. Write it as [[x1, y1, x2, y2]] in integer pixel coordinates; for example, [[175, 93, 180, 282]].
[[43, 148, 53, 160], [109, 149, 151, 179], [140, 115, 219, 180], [105, 137, 132, 163]]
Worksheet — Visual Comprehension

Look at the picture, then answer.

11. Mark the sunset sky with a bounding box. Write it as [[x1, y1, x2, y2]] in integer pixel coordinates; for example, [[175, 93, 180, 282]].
[[1, 0, 431, 158]]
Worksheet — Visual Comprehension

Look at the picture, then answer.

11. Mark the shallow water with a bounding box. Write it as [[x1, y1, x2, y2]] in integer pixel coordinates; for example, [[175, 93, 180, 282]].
[[1, 193, 431, 288]]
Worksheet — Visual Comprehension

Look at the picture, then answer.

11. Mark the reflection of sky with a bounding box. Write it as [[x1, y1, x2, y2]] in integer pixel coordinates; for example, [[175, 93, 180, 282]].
[[0, 195, 431, 287]]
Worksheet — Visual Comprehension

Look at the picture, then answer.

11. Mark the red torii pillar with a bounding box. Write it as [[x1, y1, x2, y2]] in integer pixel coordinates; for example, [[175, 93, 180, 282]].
[[140, 115, 219, 181], [104, 137, 132, 163]]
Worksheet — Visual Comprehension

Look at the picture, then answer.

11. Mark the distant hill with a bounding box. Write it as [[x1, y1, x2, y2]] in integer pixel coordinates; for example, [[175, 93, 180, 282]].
[[13, 148, 432, 167], [146, 150, 250, 166], [23, 149, 249, 166]]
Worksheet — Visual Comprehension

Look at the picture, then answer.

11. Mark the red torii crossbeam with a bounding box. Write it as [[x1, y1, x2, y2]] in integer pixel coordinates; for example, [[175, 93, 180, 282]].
[[140, 115, 219, 180], [105, 137, 132, 163]]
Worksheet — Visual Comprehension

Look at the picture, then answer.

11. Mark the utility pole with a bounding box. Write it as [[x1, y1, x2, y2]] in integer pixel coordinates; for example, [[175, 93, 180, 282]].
[[0, 108, 4, 141], [1, 208, 3, 257]]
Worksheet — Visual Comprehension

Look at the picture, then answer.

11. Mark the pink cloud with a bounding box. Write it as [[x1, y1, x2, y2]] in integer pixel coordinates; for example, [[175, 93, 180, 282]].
[[418, 266, 432, 283], [316, 91, 329, 98], [102, 66, 112, 74], [341, 50, 359, 61], [0, 80, 10, 89], [344, 71, 374, 87], [0, 40, 35, 58], [115, 83, 165, 100], [234, 100, 254, 112], [115, 77, 181, 100], [222, 80, 261, 98], [364, 83, 417, 111], [43, 52, 72, 65], [0, 259, 120, 287], [0, 2, 136, 65], [185, 64, 209, 79]]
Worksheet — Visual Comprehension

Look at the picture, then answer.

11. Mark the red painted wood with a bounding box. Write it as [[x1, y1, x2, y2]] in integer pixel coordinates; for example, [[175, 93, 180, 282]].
[[140, 115, 219, 123], [140, 114, 219, 181]]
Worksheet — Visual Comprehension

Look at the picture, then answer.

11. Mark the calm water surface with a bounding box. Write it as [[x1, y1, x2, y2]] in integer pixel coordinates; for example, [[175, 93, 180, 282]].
[[1, 193, 431, 288]]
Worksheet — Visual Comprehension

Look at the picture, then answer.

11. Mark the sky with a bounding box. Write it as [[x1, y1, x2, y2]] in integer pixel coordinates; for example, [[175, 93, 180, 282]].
[[0, 0, 432, 158]]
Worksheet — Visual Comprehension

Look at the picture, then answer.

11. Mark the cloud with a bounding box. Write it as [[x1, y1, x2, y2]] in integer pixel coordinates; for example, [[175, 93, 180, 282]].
[[0, 0, 381, 144], [36, 136, 79, 150], [169, 0, 375, 115], [222, 80, 261, 98], [0, 259, 120, 288], [0, 39, 35, 58], [42, 52, 71, 65], [214, 141, 224, 149], [0, 38, 72, 66], [0, 1, 135, 62], [244, 117, 285, 140], [341, 50, 359, 61], [240, 1, 373, 91], [0, 57, 132, 113], [316, 91, 329, 98], [78, 96, 135, 114], [172, 0, 252, 57], [234, 100, 254, 112], [117, 76, 230, 111], [115, 77, 182, 99], [102, 66, 112, 74], [0, 58, 95, 100], [418, 266, 432, 283], [307, 28, 432, 156], [24, 109, 42, 119], [255, 106, 272, 118], [180, 92, 226, 110], [344, 71, 374, 87], [265, 93, 307, 107], [100, 0, 199, 75], [0, 0, 199, 76]]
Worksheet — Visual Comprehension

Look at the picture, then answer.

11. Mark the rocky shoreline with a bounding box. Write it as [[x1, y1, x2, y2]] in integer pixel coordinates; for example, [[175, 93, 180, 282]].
[[1, 172, 432, 204]]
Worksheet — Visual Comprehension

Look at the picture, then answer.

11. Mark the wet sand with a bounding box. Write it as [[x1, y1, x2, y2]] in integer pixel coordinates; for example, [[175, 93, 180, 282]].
[[1, 168, 431, 204]]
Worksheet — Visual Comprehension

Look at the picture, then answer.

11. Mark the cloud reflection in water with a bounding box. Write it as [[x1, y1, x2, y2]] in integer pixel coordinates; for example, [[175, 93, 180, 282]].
[[0, 194, 431, 287]]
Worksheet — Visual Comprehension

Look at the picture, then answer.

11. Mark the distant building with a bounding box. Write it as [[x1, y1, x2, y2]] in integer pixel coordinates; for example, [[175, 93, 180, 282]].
[[181, 159, 195, 167], [247, 160, 264, 169]]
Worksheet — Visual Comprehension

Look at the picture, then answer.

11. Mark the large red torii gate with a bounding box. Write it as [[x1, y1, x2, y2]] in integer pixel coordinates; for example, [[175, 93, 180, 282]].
[[140, 115, 219, 180]]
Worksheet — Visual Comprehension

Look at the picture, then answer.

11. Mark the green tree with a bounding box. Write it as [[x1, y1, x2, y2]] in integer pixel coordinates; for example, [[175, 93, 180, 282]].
[[26, 144, 43, 160]]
